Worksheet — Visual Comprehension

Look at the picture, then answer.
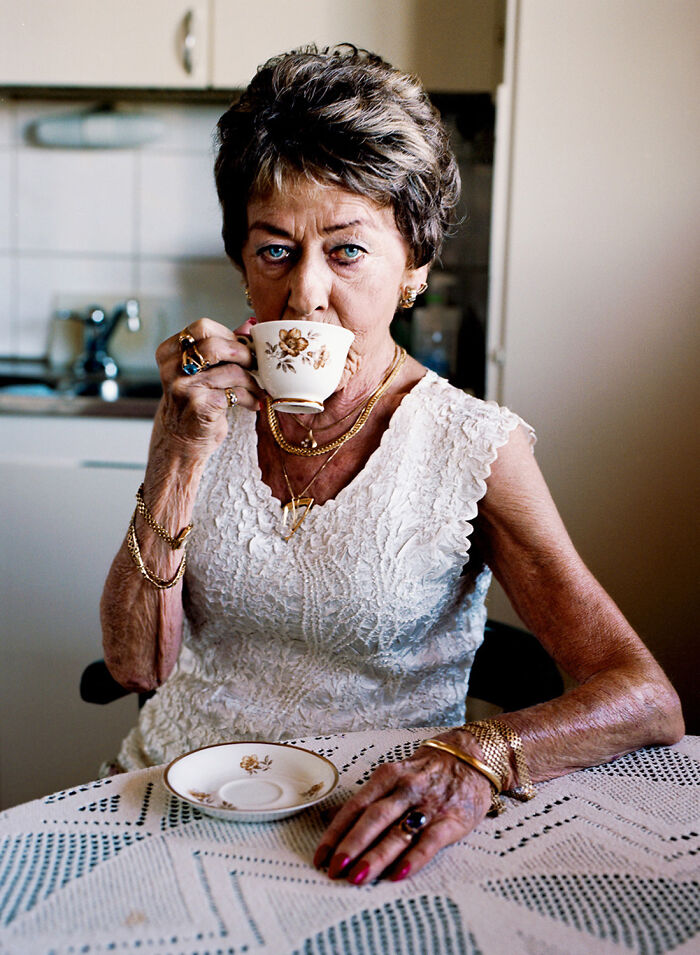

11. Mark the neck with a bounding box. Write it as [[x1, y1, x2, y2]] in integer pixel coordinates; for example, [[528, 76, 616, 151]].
[[300, 340, 399, 429]]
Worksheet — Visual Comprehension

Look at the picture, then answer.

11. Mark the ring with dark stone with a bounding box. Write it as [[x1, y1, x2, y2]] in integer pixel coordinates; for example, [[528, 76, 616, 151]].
[[399, 809, 428, 835]]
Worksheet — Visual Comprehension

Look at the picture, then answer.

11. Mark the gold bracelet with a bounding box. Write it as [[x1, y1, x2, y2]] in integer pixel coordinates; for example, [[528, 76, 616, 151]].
[[420, 738, 506, 815], [463, 719, 536, 806], [490, 719, 536, 801], [126, 512, 186, 589], [462, 720, 511, 787], [135, 484, 193, 550]]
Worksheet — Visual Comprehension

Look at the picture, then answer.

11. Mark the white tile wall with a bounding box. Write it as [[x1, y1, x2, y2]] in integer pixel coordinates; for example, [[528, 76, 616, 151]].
[[17, 150, 136, 254], [0, 97, 233, 363], [138, 153, 222, 258], [138, 259, 248, 338], [0, 255, 13, 353], [0, 151, 12, 251]]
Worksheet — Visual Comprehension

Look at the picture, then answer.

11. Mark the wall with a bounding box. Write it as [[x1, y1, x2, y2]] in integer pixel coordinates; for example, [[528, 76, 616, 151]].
[[0, 98, 249, 362], [487, 0, 700, 730]]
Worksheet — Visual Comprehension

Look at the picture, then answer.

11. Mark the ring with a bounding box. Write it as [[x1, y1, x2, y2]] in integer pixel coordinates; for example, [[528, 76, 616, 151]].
[[178, 331, 210, 376], [225, 388, 238, 408], [398, 809, 427, 837]]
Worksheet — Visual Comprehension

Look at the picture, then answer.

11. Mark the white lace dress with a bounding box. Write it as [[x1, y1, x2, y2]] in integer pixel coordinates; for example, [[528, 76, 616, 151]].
[[117, 372, 535, 770]]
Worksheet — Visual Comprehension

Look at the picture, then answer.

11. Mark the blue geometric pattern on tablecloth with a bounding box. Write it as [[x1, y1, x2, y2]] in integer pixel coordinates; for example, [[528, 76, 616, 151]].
[[484, 873, 700, 955], [292, 895, 480, 955], [0, 830, 144, 926]]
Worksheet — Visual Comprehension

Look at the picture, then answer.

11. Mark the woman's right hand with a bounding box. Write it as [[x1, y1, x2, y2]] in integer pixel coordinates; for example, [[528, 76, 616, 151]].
[[155, 317, 263, 459]]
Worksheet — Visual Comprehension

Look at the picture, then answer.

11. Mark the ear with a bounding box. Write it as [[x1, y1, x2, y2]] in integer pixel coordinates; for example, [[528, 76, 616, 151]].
[[402, 262, 431, 290]]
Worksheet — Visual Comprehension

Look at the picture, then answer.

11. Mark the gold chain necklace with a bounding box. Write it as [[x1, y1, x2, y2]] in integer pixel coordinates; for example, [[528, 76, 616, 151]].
[[288, 384, 376, 449], [280, 443, 346, 540], [266, 346, 406, 457]]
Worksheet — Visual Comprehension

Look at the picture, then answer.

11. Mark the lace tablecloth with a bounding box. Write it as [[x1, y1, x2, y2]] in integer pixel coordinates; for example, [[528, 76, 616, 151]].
[[0, 729, 698, 955]]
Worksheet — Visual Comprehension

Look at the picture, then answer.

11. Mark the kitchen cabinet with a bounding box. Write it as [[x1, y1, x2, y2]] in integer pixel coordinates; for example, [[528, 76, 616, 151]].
[[0, 415, 153, 808], [0, 0, 504, 93], [0, 1, 210, 89], [211, 0, 504, 92]]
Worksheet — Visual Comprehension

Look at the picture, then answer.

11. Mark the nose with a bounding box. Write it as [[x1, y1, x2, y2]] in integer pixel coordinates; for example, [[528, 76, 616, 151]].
[[285, 252, 329, 318]]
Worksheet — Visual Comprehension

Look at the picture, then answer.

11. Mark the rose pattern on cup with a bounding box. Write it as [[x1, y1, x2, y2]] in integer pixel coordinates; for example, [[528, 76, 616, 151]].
[[264, 328, 330, 373]]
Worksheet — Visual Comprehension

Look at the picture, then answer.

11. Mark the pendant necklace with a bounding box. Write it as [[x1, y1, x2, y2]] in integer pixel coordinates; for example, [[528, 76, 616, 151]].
[[288, 383, 377, 450], [280, 442, 345, 540], [266, 345, 406, 457]]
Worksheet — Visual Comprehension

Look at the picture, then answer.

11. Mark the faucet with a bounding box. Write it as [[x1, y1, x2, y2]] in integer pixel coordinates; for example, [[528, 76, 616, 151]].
[[71, 299, 141, 380]]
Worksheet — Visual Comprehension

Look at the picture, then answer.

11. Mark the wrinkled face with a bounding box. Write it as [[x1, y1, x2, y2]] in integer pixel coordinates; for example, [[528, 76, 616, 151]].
[[240, 179, 428, 357]]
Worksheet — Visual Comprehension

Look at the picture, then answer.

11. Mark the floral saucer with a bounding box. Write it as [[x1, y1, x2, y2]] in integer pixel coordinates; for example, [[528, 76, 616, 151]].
[[163, 741, 339, 822]]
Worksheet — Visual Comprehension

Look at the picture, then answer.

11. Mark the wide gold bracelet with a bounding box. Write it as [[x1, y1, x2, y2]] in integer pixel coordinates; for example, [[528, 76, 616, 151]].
[[462, 719, 536, 806], [420, 738, 506, 815], [126, 512, 186, 590], [490, 719, 536, 801], [135, 483, 193, 550]]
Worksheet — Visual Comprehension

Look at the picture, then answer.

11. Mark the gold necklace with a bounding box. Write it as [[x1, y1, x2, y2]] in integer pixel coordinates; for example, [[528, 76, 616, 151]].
[[289, 384, 376, 450], [280, 443, 346, 540], [266, 346, 406, 457]]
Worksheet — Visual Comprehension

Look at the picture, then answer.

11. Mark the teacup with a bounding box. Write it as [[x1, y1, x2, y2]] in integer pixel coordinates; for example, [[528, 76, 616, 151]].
[[249, 320, 354, 414]]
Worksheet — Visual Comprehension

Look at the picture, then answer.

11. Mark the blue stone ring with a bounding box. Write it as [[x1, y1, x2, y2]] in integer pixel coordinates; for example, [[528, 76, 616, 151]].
[[399, 809, 428, 836], [179, 331, 210, 376]]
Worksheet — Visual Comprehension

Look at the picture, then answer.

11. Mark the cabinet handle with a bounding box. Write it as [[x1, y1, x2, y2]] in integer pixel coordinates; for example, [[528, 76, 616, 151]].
[[182, 9, 196, 75]]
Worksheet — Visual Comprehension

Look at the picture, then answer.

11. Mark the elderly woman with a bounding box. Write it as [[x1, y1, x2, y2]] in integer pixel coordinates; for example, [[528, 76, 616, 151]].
[[101, 46, 683, 885]]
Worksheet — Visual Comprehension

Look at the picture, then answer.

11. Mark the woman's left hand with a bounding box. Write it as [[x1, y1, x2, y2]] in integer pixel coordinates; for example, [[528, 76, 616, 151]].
[[313, 732, 493, 884]]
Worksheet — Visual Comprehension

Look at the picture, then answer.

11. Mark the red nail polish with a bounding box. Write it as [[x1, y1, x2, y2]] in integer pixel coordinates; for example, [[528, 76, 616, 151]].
[[391, 862, 411, 882], [349, 862, 370, 885], [329, 854, 351, 879]]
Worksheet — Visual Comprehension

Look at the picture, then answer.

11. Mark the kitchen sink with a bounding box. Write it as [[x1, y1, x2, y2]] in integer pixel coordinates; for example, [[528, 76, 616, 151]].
[[0, 362, 162, 417]]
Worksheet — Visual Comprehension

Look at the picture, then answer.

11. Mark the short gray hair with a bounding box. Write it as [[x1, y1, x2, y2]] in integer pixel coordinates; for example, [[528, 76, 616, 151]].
[[214, 45, 460, 268]]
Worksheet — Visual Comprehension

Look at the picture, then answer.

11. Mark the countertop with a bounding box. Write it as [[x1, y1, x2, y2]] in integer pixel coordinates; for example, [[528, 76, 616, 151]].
[[0, 358, 161, 419]]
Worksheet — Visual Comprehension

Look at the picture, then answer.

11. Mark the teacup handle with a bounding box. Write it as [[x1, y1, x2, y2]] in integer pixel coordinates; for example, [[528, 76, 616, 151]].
[[235, 333, 263, 388]]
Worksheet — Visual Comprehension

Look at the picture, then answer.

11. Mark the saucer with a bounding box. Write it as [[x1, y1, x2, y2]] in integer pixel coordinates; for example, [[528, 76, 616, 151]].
[[163, 741, 339, 822]]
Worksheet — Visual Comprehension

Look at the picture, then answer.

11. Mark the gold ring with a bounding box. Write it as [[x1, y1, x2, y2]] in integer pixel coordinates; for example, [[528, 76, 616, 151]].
[[225, 388, 238, 408], [178, 331, 210, 376], [395, 809, 427, 839]]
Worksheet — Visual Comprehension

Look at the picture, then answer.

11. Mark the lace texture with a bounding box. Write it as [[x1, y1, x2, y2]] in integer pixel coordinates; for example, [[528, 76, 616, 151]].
[[118, 372, 535, 770]]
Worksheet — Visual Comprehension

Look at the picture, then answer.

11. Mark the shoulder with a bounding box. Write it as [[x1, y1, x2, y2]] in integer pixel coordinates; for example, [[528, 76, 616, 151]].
[[413, 372, 536, 455]]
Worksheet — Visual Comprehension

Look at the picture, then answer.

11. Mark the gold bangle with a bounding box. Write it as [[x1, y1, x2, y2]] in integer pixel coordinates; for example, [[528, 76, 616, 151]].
[[421, 738, 508, 814], [135, 484, 193, 550], [126, 513, 186, 590], [420, 739, 502, 792]]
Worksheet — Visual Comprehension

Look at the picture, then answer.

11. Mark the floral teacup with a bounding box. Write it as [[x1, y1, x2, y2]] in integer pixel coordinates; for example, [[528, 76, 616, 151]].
[[249, 320, 354, 414]]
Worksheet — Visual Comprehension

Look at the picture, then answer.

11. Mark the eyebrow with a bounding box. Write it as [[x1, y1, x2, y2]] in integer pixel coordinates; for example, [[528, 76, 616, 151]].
[[248, 219, 365, 237]]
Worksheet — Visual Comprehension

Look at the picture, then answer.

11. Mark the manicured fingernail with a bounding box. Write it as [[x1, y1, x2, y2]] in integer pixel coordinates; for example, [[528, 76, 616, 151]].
[[313, 844, 333, 869], [328, 854, 351, 879], [349, 862, 370, 885], [390, 862, 411, 882]]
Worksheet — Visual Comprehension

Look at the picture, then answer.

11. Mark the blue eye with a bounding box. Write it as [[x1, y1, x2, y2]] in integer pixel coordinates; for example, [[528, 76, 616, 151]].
[[259, 245, 290, 262], [334, 244, 364, 262]]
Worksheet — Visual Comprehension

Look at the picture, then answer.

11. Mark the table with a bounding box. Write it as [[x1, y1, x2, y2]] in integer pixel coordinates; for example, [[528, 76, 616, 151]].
[[1, 729, 698, 955]]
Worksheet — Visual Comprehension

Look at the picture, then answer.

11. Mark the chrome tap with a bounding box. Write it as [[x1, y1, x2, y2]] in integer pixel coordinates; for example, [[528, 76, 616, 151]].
[[71, 299, 141, 379]]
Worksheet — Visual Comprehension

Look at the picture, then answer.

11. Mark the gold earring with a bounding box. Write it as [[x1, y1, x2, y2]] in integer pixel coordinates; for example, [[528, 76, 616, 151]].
[[398, 282, 428, 309], [243, 285, 253, 308]]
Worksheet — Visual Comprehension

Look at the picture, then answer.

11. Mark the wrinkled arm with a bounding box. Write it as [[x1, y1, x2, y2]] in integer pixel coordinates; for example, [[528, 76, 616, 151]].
[[100, 318, 261, 691], [315, 425, 684, 884], [471, 424, 683, 783]]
